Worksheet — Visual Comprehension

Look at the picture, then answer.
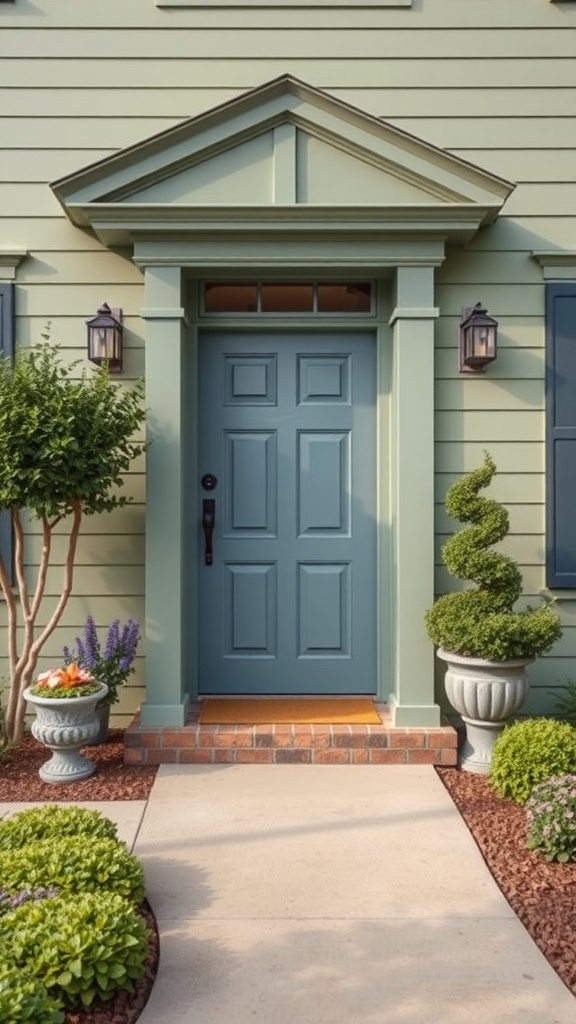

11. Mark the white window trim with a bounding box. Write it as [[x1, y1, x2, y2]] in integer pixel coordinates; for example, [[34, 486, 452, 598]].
[[156, 1, 410, 7]]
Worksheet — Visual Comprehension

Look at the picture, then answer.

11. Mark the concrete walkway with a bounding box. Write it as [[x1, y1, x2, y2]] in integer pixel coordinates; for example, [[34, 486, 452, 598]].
[[138, 765, 574, 1023], [3, 765, 575, 1022]]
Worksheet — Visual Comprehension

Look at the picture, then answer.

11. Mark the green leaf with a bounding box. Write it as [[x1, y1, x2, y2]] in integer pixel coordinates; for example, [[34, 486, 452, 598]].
[[80, 987, 96, 1007], [69, 958, 83, 978], [108, 962, 127, 980]]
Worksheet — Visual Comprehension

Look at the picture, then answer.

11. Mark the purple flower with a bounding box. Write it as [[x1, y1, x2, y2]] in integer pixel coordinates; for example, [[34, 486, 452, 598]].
[[104, 619, 120, 662], [62, 615, 140, 706], [83, 615, 100, 668]]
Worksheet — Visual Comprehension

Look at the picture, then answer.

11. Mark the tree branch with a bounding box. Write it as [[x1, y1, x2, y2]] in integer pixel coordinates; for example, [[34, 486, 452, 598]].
[[29, 500, 83, 661]]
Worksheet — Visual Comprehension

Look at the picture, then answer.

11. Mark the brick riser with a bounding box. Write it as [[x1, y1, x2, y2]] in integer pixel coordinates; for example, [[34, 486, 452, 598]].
[[124, 704, 458, 767]]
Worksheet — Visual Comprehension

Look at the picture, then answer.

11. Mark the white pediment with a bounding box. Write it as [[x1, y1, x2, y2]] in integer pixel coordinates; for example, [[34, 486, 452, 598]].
[[51, 75, 515, 247]]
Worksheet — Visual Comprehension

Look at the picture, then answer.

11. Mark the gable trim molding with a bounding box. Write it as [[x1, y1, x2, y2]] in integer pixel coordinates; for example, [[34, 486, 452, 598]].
[[51, 76, 515, 251]]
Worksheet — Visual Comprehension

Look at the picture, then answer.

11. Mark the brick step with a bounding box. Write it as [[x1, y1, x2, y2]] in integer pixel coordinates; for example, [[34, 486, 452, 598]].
[[124, 704, 458, 766]]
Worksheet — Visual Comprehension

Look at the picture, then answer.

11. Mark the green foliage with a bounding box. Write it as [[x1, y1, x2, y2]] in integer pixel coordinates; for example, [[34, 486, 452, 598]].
[[0, 805, 118, 852], [425, 453, 561, 660], [525, 774, 576, 863], [27, 682, 102, 699], [0, 891, 148, 1009], [0, 962, 64, 1023], [553, 680, 576, 727], [0, 343, 146, 519], [0, 837, 145, 906], [489, 718, 576, 804]]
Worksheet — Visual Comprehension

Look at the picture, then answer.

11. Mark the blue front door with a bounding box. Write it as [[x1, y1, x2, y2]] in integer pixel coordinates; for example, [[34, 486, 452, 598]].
[[198, 332, 377, 694]]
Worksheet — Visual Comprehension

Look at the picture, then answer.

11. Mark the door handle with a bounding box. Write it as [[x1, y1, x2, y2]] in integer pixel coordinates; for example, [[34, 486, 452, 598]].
[[202, 498, 216, 566]]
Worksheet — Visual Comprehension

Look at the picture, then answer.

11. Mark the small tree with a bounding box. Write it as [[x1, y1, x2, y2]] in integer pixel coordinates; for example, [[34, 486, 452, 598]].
[[0, 343, 147, 742]]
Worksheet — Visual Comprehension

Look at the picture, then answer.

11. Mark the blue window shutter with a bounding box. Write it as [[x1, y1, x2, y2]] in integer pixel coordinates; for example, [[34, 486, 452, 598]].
[[546, 282, 576, 588], [0, 283, 14, 583]]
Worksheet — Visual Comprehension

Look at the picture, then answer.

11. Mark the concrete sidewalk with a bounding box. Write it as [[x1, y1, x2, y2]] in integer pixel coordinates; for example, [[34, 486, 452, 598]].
[[134, 765, 575, 1024], [2, 766, 575, 1023]]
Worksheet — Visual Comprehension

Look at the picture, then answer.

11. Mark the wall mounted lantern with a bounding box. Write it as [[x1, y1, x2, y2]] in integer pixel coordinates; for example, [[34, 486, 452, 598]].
[[459, 302, 498, 373], [86, 303, 123, 373]]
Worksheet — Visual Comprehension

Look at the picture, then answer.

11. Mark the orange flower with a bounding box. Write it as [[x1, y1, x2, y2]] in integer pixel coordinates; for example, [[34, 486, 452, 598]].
[[35, 663, 94, 690]]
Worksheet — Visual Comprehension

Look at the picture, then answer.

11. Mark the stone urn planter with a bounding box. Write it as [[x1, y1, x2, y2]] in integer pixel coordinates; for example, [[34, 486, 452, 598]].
[[23, 682, 108, 784], [437, 650, 531, 774]]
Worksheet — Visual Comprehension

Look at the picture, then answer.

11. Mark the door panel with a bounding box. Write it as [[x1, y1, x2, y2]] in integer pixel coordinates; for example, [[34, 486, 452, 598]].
[[198, 331, 376, 694]]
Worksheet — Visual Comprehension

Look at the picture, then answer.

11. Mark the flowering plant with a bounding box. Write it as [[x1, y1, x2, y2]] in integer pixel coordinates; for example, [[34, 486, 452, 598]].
[[28, 663, 102, 700], [526, 774, 576, 863], [63, 616, 140, 707], [0, 887, 58, 918]]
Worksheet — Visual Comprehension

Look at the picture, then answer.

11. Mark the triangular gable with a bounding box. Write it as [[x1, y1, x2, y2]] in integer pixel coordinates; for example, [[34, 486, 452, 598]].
[[51, 75, 515, 247]]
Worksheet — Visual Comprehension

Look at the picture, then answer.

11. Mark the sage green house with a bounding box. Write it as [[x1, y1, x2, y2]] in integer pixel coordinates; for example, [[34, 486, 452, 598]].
[[1, 0, 576, 731]]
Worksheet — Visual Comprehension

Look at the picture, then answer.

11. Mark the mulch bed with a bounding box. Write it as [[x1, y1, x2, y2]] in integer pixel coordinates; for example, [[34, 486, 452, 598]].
[[438, 767, 576, 998], [0, 730, 157, 803]]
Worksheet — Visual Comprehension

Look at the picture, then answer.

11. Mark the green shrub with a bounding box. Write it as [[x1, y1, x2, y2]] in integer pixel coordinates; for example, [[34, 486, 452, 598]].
[[0, 891, 148, 1009], [0, 805, 118, 851], [425, 454, 561, 660], [526, 774, 576, 863], [489, 718, 576, 804], [0, 837, 145, 905], [0, 962, 64, 1023]]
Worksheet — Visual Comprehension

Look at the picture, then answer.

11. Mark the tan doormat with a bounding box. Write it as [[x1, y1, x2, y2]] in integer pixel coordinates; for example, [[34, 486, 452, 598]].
[[199, 697, 382, 725]]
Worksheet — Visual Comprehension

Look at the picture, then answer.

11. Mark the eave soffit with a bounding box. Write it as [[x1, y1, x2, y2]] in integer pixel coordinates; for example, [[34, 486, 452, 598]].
[[50, 75, 515, 247]]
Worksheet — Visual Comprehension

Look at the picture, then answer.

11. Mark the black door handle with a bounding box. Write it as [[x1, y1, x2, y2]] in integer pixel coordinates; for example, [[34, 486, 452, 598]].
[[202, 498, 216, 566]]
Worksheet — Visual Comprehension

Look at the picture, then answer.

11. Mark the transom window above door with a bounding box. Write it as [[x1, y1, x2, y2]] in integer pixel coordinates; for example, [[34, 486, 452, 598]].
[[203, 282, 373, 315]]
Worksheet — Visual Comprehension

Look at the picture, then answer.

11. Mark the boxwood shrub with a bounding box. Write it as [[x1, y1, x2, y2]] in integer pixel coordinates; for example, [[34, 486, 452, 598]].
[[0, 891, 149, 1009], [0, 804, 118, 851], [0, 836, 145, 905], [489, 717, 576, 804]]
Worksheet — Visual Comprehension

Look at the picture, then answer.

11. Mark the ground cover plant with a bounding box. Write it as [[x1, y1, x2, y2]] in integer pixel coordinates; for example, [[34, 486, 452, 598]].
[[526, 774, 576, 863], [0, 961, 64, 1024], [0, 805, 152, 1021], [0, 836, 145, 906], [0, 804, 118, 850], [0, 891, 149, 1011]]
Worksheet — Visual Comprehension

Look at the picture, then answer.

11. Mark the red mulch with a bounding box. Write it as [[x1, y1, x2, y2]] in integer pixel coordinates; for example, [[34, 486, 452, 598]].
[[0, 730, 157, 803], [438, 767, 576, 999]]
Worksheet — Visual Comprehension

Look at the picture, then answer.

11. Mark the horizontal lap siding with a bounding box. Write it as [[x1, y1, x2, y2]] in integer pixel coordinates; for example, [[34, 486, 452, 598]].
[[1, 0, 575, 717]]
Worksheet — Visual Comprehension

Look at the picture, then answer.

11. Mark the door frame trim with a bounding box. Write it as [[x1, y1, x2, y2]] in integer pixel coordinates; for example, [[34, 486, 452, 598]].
[[139, 262, 442, 728]]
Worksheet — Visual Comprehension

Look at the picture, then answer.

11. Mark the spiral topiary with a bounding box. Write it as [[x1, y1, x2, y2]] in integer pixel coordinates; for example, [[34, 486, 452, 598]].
[[425, 452, 561, 661]]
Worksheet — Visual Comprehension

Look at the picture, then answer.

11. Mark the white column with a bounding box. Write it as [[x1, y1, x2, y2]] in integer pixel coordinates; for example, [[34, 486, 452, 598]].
[[389, 265, 441, 726], [139, 266, 189, 726]]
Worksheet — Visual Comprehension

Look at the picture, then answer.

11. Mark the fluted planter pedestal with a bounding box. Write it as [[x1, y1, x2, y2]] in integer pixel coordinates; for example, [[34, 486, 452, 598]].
[[437, 650, 532, 774], [23, 683, 109, 784]]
